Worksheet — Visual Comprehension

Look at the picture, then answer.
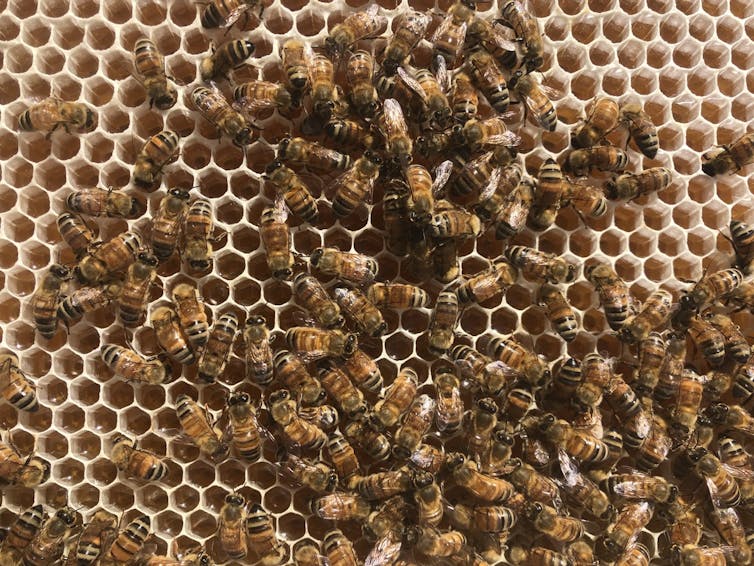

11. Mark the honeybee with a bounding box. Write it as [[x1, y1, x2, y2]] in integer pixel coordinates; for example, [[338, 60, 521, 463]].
[[429, 206, 482, 239], [432, 0, 475, 66], [466, 49, 510, 112], [263, 162, 319, 224], [509, 70, 557, 131], [258, 204, 294, 280], [687, 316, 726, 367], [100, 344, 167, 385], [524, 502, 583, 543], [67, 188, 142, 220], [101, 515, 150, 565], [669, 370, 704, 441], [506, 245, 577, 284], [326, 433, 361, 487], [226, 392, 262, 461], [292, 274, 341, 328], [605, 167, 672, 201], [312, 492, 371, 521], [57, 213, 96, 259], [707, 403, 754, 438], [537, 285, 577, 342], [343, 50, 379, 120], [380, 98, 413, 169], [459, 117, 519, 153], [619, 103, 658, 158], [0, 505, 45, 556], [246, 504, 285, 566], [447, 452, 515, 502], [280, 39, 310, 103], [310, 247, 378, 284], [682, 268, 744, 312], [269, 389, 327, 450], [216, 493, 248, 560], [171, 283, 209, 348], [111, 434, 168, 481], [670, 544, 727, 566], [729, 219, 754, 274], [317, 359, 367, 418], [538, 414, 609, 465], [192, 86, 252, 146], [557, 451, 613, 519], [367, 283, 428, 310], [465, 397, 499, 456], [499, 0, 545, 70], [324, 119, 374, 149], [373, 367, 418, 429], [300, 404, 339, 431], [356, 468, 413, 500], [394, 394, 436, 458], [278, 137, 351, 175], [71, 509, 118, 566], [342, 348, 382, 392], [308, 54, 338, 122], [585, 263, 632, 331], [282, 454, 336, 494], [273, 350, 324, 405], [234, 80, 294, 114], [528, 158, 563, 229], [407, 442, 447, 475], [452, 146, 517, 198], [406, 526, 466, 558], [508, 457, 564, 511], [457, 261, 517, 304], [411, 65, 454, 129], [564, 146, 629, 176], [706, 312, 751, 362], [634, 413, 672, 471], [686, 447, 741, 507], [561, 178, 608, 218], [18, 97, 96, 136], [132, 38, 177, 110], [571, 353, 611, 412], [198, 313, 238, 382], [331, 151, 381, 218], [492, 177, 535, 240], [572, 98, 620, 148], [405, 161, 453, 224], [31, 264, 70, 339], [117, 253, 158, 327], [717, 432, 751, 468], [293, 541, 326, 566], [605, 472, 677, 503], [322, 529, 358, 566], [383, 10, 431, 75], [200, 39, 255, 82], [726, 277, 754, 311], [615, 543, 651, 566], [152, 188, 190, 261], [605, 378, 650, 448], [181, 198, 215, 273], [285, 327, 358, 361], [701, 132, 754, 175], [333, 286, 386, 338], [507, 546, 570, 566], [450, 502, 517, 534], [23, 507, 78, 566], [709, 507, 752, 565], [57, 281, 122, 324], [200, 0, 262, 29], [343, 418, 391, 461], [176, 394, 229, 461], [0, 435, 49, 488], [243, 315, 273, 385], [132, 130, 180, 187], [618, 288, 673, 344], [150, 305, 195, 365], [427, 292, 459, 356], [449, 344, 509, 395], [489, 334, 549, 386], [433, 368, 463, 433], [325, 4, 386, 59], [596, 502, 653, 562], [633, 332, 664, 397]]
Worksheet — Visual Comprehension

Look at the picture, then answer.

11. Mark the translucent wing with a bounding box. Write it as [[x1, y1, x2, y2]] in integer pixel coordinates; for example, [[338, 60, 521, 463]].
[[397, 67, 428, 103], [382, 98, 408, 136], [222, 3, 254, 30], [432, 160, 454, 196], [434, 54, 452, 93], [486, 131, 522, 147], [478, 166, 503, 201], [365, 531, 402, 566]]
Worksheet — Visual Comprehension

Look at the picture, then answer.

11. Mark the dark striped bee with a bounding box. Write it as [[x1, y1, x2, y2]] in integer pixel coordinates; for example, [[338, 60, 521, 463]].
[[729, 219, 754, 274], [564, 146, 628, 176], [234, 80, 294, 114], [23, 506, 78, 566], [264, 162, 319, 224], [538, 284, 577, 342], [345, 50, 380, 121], [499, 0, 545, 70], [150, 305, 195, 365], [175, 394, 229, 461], [605, 167, 672, 201], [0, 353, 38, 412], [450, 71, 478, 123], [100, 344, 167, 385], [118, 253, 159, 327], [681, 268, 744, 312], [705, 312, 751, 362], [244, 315, 273, 385], [572, 98, 620, 148], [132, 130, 180, 187], [585, 263, 633, 331], [132, 38, 177, 110], [428, 291, 459, 355], [200, 39, 255, 82], [701, 131, 754, 176], [619, 288, 673, 344], [184, 197, 216, 273], [331, 151, 381, 218], [57, 213, 96, 259], [192, 86, 253, 146], [619, 103, 658, 158], [227, 392, 262, 461], [200, 0, 263, 29], [0, 505, 45, 558], [67, 187, 143, 219], [151, 188, 190, 261], [509, 70, 557, 131], [101, 515, 150, 565], [31, 264, 71, 339], [57, 281, 123, 324], [466, 49, 510, 112], [325, 4, 386, 59], [505, 245, 577, 283], [278, 136, 351, 174], [0, 435, 50, 488], [111, 435, 168, 481], [72, 509, 118, 566], [198, 313, 238, 382], [382, 10, 431, 75], [281, 39, 311, 104], [259, 204, 294, 280], [18, 97, 96, 136], [269, 389, 327, 451]]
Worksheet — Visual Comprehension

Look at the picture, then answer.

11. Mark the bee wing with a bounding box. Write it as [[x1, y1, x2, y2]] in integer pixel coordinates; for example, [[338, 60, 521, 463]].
[[382, 99, 408, 136], [365, 531, 403, 566], [433, 54, 452, 94], [722, 462, 754, 480], [221, 3, 254, 30], [489, 22, 520, 52], [478, 166, 504, 202], [431, 160, 454, 196], [557, 449, 584, 487], [486, 131, 522, 147], [397, 67, 428, 103], [399, 10, 431, 37]]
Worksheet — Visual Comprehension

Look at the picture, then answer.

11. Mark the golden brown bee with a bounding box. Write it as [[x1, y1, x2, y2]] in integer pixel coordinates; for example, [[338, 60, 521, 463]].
[[343, 418, 391, 461], [200, 39, 255, 82], [18, 96, 96, 136], [707, 402, 754, 438], [466, 396, 499, 457], [605, 167, 672, 201], [176, 394, 228, 461], [67, 187, 143, 219], [408, 442, 447, 475], [326, 433, 362, 487], [394, 394, 436, 458], [729, 219, 754, 274], [405, 161, 449, 224], [432, 0, 475, 66], [217, 493, 247, 560], [605, 472, 677, 503], [283, 454, 337, 493], [717, 433, 751, 468], [457, 261, 518, 304], [529, 158, 563, 229], [687, 316, 726, 367], [258, 204, 293, 280], [585, 263, 633, 331], [0, 435, 49, 488], [171, 283, 209, 348], [293, 541, 325, 566], [310, 247, 378, 284], [491, 177, 534, 239], [273, 350, 325, 405], [449, 344, 509, 395], [57, 281, 122, 324], [234, 80, 294, 114], [706, 312, 751, 362], [308, 53, 338, 122], [382, 10, 431, 75], [317, 359, 367, 418], [72, 509, 118, 566], [152, 188, 190, 261], [325, 4, 386, 59], [538, 414, 610, 465], [506, 245, 577, 284], [499, 0, 545, 70], [557, 452, 613, 520], [243, 315, 273, 385], [57, 213, 96, 259], [198, 313, 238, 382], [619, 288, 673, 344], [686, 446, 741, 507], [537, 284, 577, 342], [269, 389, 327, 450], [101, 515, 150, 565], [411, 66, 453, 129], [324, 119, 374, 149], [524, 502, 584, 543], [372, 367, 419, 429], [150, 305, 195, 365], [111, 434, 168, 481], [450, 502, 517, 534], [278, 136, 351, 174], [100, 344, 167, 385], [466, 49, 510, 113], [489, 334, 549, 386], [227, 392, 262, 461], [379, 98, 414, 169], [509, 456, 564, 511], [619, 102, 658, 158], [634, 332, 664, 397], [449, 71, 478, 123], [133, 38, 177, 110], [322, 529, 358, 566], [429, 205, 482, 239], [447, 452, 515, 502], [331, 151, 381, 218], [364, 494, 408, 540], [702, 132, 754, 175], [280, 39, 310, 103], [655, 333, 686, 404], [344, 50, 379, 120], [434, 368, 463, 433], [615, 543, 651, 566], [459, 116, 519, 153], [117, 253, 158, 327], [246, 504, 285, 566], [23, 507, 78, 566], [605, 377, 650, 448], [670, 544, 727, 566], [561, 178, 608, 218], [634, 412, 672, 472], [682, 268, 744, 312], [192, 86, 252, 146], [132, 130, 180, 187], [509, 70, 557, 131], [409, 472, 442, 527], [564, 146, 629, 176], [200, 0, 262, 28], [292, 273, 342, 328], [415, 128, 460, 158], [285, 327, 358, 361], [452, 146, 517, 198], [427, 291, 459, 356], [181, 198, 215, 273], [407, 526, 466, 558], [709, 507, 751, 565], [572, 353, 611, 412], [357, 468, 413, 500], [669, 370, 704, 441], [299, 405, 338, 431], [507, 546, 570, 566], [333, 286, 386, 337], [596, 502, 653, 562], [572, 98, 620, 148], [31, 264, 70, 339], [312, 492, 371, 521], [367, 283, 428, 310], [264, 162, 319, 224], [1, 505, 45, 557], [341, 348, 382, 392]]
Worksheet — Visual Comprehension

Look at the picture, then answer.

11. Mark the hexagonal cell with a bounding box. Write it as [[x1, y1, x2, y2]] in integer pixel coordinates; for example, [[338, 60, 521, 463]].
[[54, 403, 85, 433], [52, 17, 84, 49], [137, 484, 169, 513], [102, 482, 134, 509], [71, 483, 100, 508], [55, 457, 84, 486]]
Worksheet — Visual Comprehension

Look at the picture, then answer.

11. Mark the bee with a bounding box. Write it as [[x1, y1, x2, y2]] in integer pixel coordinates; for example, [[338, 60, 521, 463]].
[[506, 245, 577, 284], [586, 263, 633, 331], [729, 219, 754, 274], [322, 529, 358, 566], [406, 442, 446, 475], [572, 98, 620, 148], [200, 39, 255, 82], [564, 146, 629, 176], [343, 418, 391, 461], [263, 162, 318, 224], [200, 0, 262, 29], [324, 119, 374, 149], [619, 103, 658, 158], [18, 96, 96, 136], [633, 332, 665, 397], [707, 403, 754, 438], [447, 452, 515, 502], [702, 131, 754, 175], [293, 541, 325, 566], [524, 502, 584, 543], [57, 281, 123, 324], [717, 432, 751, 468], [234, 80, 294, 114], [459, 116, 519, 153], [466, 49, 510, 113], [687, 316, 726, 367], [150, 305, 195, 365], [132, 130, 180, 187], [308, 53, 338, 122], [537, 285, 577, 342], [433, 368, 463, 433], [1, 505, 45, 559], [380, 98, 413, 168], [311, 248, 377, 285], [406, 526, 466, 558], [405, 161, 451, 224], [706, 312, 751, 362], [342, 348, 382, 392], [529, 158, 563, 229], [258, 204, 294, 280], [343, 50, 379, 120], [325, 4, 385, 59], [394, 394, 436, 458], [432, 0, 475, 66], [283, 454, 337, 493], [727, 278, 754, 311], [117, 253, 158, 327], [23, 507, 78, 566], [299, 404, 339, 430], [98, 516, 149, 565], [596, 502, 653, 562], [132, 37, 177, 110], [457, 261, 518, 304], [451, 71, 479, 123], [429, 206, 482, 239], [618, 288, 673, 344], [31, 264, 70, 339], [427, 291, 459, 356], [489, 334, 549, 386], [492, 177, 535, 239], [243, 315, 273, 385], [182, 198, 215, 273], [499, 0, 545, 70], [326, 433, 361, 487], [507, 546, 570, 566], [615, 543, 651, 566], [176, 394, 228, 461], [465, 397, 499, 457], [226, 392, 262, 461], [605, 472, 677, 503], [372, 367, 419, 429], [317, 359, 367, 418], [452, 146, 517, 198], [634, 413, 672, 471], [383, 10, 431, 75], [192, 86, 252, 146], [449, 344, 509, 395], [246, 504, 286, 566], [292, 273, 342, 328], [605, 377, 650, 448], [561, 178, 608, 218], [356, 468, 413, 500], [669, 370, 704, 441], [681, 268, 744, 312], [100, 344, 167, 384], [217, 493, 247, 560], [686, 447, 741, 507], [605, 167, 672, 201], [278, 137, 351, 174], [410, 66, 453, 129], [557, 452, 613, 520], [198, 313, 238, 382], [280, 39, 310, 103], [571, 353, 611, 411], [0, 436, 49, 489], [57, 213, 96, 259], [367, 283, 429, 310], [709, 507, 752, 565], [67, 187, 142, 219], [111, 434, 168, 481], [509, 70, 557, 131], [333, 286, 386, 337], [331, 151, 381, 218], [508, 457, 564, 511], [450, 502, 517, 534], [285, 327, 358, 361], [312, 492, 371, 521], [273, 350, 325, 405], [151, 188, 190, 261], [670, 544, 727, 566], [269, 389, 326, 450], [538, 414, 610, 465], [171, 283, 209, 348]]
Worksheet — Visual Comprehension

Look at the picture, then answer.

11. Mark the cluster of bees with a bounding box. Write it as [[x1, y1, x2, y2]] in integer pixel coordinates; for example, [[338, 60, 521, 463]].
[[7, 0, 754, 563]]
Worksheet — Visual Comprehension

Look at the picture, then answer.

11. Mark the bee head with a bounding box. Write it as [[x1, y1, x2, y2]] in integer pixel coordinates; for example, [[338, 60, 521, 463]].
[[229, 392, 250, 406], [364, 151, 382, 165], [225, 493, 246, 506], [264, 160, 284, 177], [169, 188, 190, 201], [342, 333, 358, 357], [494, 430, 515, 445], [445, 452, 465, 470], [154, 89, 178, 110], [112, 435, 133, 447], [269, 389, 291, 404], [138, 252, 159, 267], [309, 247, 324, 266], [277, 136, 291, 158], [508, 70, 525, 89], [82, 107, 97, 132], [477, 397, 498, 414], [524, 501, 543, 520], [56, 507, 78, 526], [233, 127, 252, 147], [50, 264, 71, 279], [411, 470, 433, 489]]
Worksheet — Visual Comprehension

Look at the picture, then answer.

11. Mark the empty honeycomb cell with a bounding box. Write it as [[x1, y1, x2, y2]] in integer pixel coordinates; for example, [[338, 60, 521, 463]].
[[0, 294, 20, 324], [672, 148, 701, 175], [102, 108, 130, 134], [49, 133, 81, 162], [139, 484, 169, 513], [295, 10, 325, 36], [18, 135, 51, 163], [615, 255, 643, 281], [8, 0, 37, 18], [702, 0, 728, 14], [134, 0, 167, 25], [21, 242, 51, 270], [658, 226, 685, 256], [91, 458, 119, 486], [56, 457, 85, 485], [83, 134, 114, 163], [218, 458, 247, 488], [71, 377, 101, 405], [187, 460, 216, 488], [731, 93, 754, 121], [630, 229, 658, 257], [673, 254, 702, 281], [674, 39, 703, 68], [264, 485, 293, 513], [702, 200, 730, 229], [631, 68, 658, 95], [100, 162, 131, 187], [461, 306, 490, 335], [687, 227, 716, 255], [732, 39, 754, 69], [103, 380, 134, 411], [172, 485, 200, 512], [265, 7, 294, 34], [84, 77, 115, 107], [19, 74, 51, 100], [36, 45, 66, 76], [704, 40, 731, 68], [4, 211, 35, 242], [187, 509, 215, 538], [685, 122, 715, 152], [67, 161, 102, 188], [521, 307, 546, 335], [102, 484, 135, 510], [42, 429, 70, 459], [52, 17, 84, 49], [71, 483, 100, 508], [687, 176, 715, 204], [87, 405, 117, 434], [167, 54, 198, 86], [0, 15, 20, 41], [40, 0, 69, 17], [617, 39, 646, 68], [118, 78, 148, 109], [716, 176, 747, 204], [183, 140, 213, 170], [6, 266, 34, 296], [717, 67, 745, 96], [169, 0, 196, 26], [0, 128, 18, 160], [4, 44, 32, 74]]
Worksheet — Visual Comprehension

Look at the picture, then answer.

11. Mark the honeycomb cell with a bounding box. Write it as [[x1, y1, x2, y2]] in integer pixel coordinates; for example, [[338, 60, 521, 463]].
[[56, 457, 85, 485], [673, 39, 702, 68], [0, 295, 20, 324], [52, 17, 84, 49], [0, 15, 21, 41]]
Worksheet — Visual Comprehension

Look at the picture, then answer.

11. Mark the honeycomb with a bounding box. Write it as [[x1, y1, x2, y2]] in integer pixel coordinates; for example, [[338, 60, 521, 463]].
[[0, 0, 753, 562]]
